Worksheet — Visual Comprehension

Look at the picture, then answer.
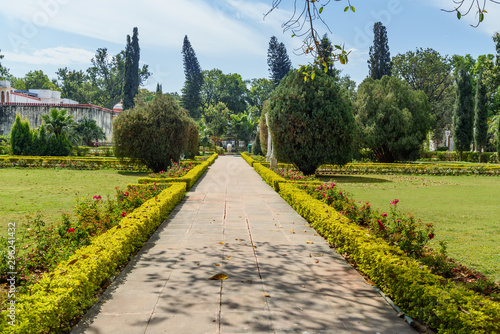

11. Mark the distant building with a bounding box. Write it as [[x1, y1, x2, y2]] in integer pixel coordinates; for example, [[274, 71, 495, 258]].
[[0, 81, 119, 143]]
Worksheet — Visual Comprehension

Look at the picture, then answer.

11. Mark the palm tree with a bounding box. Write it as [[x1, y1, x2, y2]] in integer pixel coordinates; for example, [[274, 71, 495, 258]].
[[75, 117, 106, 146], [42, 108, 75, 138]]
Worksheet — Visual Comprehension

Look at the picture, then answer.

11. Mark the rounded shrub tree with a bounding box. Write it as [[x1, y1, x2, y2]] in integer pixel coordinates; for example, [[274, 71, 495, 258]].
[[184, 118, 199, 159], [113, 93, 191, 172], [268, 69, 355, 175], [355, 76, 431, 162]]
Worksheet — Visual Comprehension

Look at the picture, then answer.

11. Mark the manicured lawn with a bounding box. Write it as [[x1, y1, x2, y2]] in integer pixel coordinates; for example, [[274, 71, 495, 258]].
[[318, 174, 500, 282], [0, 168, 148, 237]]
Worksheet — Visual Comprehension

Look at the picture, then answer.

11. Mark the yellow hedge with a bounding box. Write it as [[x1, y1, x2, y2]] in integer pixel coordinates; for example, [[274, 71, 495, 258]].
[[0, 182, 186, 334], [137, 153, 217, 189], [279, 183, 500, 333]]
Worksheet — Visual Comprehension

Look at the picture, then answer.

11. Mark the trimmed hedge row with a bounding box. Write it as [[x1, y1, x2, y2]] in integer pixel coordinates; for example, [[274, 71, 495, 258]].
[[278, 183, 500, 333], [253, 163, 287, 191], [421, 151, 498, 163], [240, 152, 255, 167], [0, 182, 187, 334], [137, 153, 218, 189], [0, 155, 149, 170]]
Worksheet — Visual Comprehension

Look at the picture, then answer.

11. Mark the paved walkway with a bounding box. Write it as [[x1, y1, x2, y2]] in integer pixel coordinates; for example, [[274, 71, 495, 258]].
[[72, 156, 416, 334]]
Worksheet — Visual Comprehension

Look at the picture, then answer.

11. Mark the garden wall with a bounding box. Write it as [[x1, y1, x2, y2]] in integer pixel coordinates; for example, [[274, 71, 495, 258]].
[[0, 104, 116, 142]]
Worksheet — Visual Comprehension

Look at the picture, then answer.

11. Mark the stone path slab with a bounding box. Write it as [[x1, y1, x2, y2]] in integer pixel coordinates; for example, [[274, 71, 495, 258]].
[[71, 155, 417, 334]]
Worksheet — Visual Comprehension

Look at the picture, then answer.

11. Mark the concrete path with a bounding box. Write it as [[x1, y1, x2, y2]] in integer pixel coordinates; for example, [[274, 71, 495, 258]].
[[72, 155, 416, 334]]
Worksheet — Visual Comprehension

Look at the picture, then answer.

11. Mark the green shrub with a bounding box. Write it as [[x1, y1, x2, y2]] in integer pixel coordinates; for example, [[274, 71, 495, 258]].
[[436, 146, 449, 151], [0, 183, 187, 334], [113, 93, 192, 172], [184, 119, 199, 159], [355, 76, 431, 162], [278, 183, 500, 333], [268, 69, 355, 175], [252, 132, 263, 156], [10, 114, 32, 155]]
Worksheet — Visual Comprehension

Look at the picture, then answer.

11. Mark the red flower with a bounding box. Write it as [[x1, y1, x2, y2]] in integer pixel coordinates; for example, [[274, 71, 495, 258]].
[[121, 211, 126, 217], [428, 233, 434, 239], [391, 199, 399, 205], [123, 192, 129, 197], [381, 212, 388, 217], [68, 228, 75, 233], [377, 219, 385, 230]]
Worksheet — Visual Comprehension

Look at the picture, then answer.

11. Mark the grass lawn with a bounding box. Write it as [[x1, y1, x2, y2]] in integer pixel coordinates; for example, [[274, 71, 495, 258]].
[[0, 168, 148, 238], [318, 174, 500, 282]]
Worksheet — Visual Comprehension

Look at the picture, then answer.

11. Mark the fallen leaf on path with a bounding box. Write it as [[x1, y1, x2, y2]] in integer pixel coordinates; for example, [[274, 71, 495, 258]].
[[306, 240, 314, 244], [315, 260, 319, 263], [262, 293, 271, 298], [282, 254, 288, 257], [209, 273, 229, 280], [224, 256, 232, 260], [289, 229, 295, 234], [196, 263, 200, 266], [215, 264, 220, 267], [219, 242, 224, 244]]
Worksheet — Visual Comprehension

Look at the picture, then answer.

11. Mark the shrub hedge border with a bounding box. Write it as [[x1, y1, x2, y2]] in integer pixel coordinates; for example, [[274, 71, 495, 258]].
[[137, 153, 217, 189], [0, 182, 187, 333], [0, 153, 217, 333], [243, 154, 500, 333]]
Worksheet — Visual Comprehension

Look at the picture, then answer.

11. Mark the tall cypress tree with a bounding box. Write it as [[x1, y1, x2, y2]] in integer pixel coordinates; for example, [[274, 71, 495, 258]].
[[318, 34, 340, 79], [123, 27, 140, 110], [474, 70, 488, 162], [368, 22, 392, 80], [267, 36, 293, 87], [181, 35, 203, 119], [453, 65, 474, 161]]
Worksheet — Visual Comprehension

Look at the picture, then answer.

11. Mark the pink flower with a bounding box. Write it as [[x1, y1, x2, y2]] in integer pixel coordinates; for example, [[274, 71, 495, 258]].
[[377, 219, 385, 230], [391, 199, 399, 205], [381, 212, 388, 217], [93, 195, 102, 201], [121, 211, 126, 217], [123, 192, 129, 197], [68, 228, 75, 233], [428, 233, 434, 239]]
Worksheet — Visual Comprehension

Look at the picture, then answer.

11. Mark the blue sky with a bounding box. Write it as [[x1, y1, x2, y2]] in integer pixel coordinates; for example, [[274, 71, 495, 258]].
[[0, 0, 499, 96]]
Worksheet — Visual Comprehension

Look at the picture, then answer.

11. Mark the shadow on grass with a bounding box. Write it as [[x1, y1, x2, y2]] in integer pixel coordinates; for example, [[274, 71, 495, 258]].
[[117, 171, 150, 177], [316, 175, 392, 184]]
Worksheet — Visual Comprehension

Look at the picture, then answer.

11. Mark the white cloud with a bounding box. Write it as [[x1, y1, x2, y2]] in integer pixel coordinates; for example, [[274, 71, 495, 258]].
[[3, 47, 95, 65], [0, 0, 288, 57]]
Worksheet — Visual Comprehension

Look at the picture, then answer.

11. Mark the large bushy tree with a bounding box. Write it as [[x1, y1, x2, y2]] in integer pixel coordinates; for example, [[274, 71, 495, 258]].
[[392, 48, 454, 140], [75, 117, 106, 146], [181, 35, 203, 119], [10, 114, 32, 155], [453, 65, 475, 161], [355, 76, 431, 162], [123, 28, 141, 110], [247, 78, 273, 118], [113, 93, 191, 172], [203, 102, 230, 137], [368, 22, 392, 80], [268, 69, 355, 175], [267, 36, 293, 87], [200, 69, 248, 114], [474, 70, 488, 162]]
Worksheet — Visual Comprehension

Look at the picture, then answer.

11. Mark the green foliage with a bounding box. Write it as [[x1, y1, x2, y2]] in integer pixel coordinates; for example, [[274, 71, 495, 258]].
[[56, 68, 94, 103], [247, 78, 273, 118], [10, 114, 32, 155], [267, 36, 293, 87], [259, 102, 269, 156], [185, 119, 199, 159], [368, 22, 392, 80], [203, 102, 230, 137], [475, 71, 489, 162], [200, 69, 248, 115], [181, 35, 203, 119], [231, 112, 255, 146], [75, 117, 106, 146], [252, 132, 263, 156], [268, 69, 355, 175], [0, 183, 187, 334], [0, 49, 10, 79], [355, 76, 431, 162], [453, 65, 475, 160], [113, 93, 191, 172], [392, 48, 454, 140], [12, 70, 59, 91], [123, 27, 141, 111]]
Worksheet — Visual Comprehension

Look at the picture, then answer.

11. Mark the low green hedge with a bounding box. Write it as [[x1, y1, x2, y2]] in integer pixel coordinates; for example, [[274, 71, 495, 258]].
[[0, 156, 149, 171], [279, 183, 500, 333], [240, 152, 255, 167], [138, 153, 217, 189], [421, 151, 498, 163], [254, 163, 287, 191], [0, 182, 187, 334]]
